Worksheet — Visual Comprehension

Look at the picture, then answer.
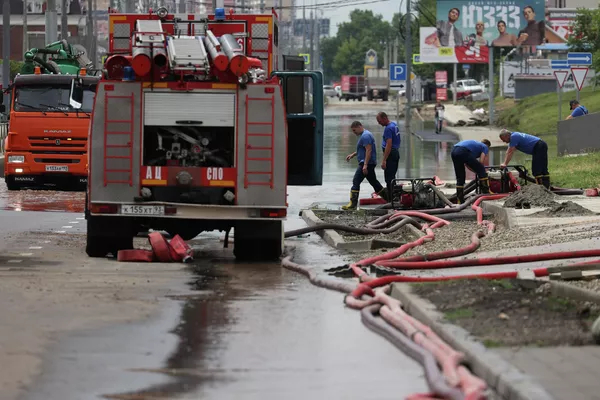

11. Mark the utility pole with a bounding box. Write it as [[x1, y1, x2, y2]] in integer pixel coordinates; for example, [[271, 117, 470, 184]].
[[61, 0, 68, 41], [3, 0, 10, 111], [404, 0, 412, 132], [23, 0, 29, 52], [46, 0, 58, 43], [309, 8, 314, 70], [315, 10, 320, 70], [241, 0, 245, 13], [302, 1, 306, 52]]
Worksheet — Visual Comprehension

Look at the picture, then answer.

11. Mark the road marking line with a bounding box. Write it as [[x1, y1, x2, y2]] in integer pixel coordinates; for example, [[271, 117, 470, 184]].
[[42, 241, 50, 243], [76, 217, 84, 220], [62, 226, 73, 229], [29, 246, 42, 249], [69, 221, 79, 224], [7, 259, 22, 263], [19, 253, 33, 257], [56, 231, 66, 234]]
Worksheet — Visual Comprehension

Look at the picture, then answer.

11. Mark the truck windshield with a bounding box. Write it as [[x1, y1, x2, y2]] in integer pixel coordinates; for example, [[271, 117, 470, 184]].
[[13, 84, 95, 113]]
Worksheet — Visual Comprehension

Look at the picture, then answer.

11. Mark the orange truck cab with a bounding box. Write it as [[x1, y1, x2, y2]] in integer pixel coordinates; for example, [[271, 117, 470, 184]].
[[4, 73, 99, 190]]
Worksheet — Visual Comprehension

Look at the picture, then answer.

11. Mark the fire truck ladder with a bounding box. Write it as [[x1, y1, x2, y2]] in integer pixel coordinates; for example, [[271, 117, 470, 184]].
[[103, 92, 134, 187], [244, 94, 275, 189]]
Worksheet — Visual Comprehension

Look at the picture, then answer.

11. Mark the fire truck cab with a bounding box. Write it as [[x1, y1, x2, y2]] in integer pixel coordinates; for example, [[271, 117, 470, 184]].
[[75, 6, 323, 261]]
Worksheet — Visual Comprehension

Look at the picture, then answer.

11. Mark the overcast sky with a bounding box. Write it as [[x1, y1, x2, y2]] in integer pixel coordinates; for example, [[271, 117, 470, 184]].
[[317, 0, 400, 36]]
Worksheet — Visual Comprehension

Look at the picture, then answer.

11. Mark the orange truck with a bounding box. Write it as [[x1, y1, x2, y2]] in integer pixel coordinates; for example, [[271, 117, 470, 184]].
[[3, 73, 100, 190]]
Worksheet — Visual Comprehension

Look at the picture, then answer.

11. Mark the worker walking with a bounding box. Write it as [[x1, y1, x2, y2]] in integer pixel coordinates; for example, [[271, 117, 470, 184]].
[[451, 139, 491, 203], [342, 121, 388, 210], [566, 99, 588, 120], [499, 129, 550, 189], [377, 112, 400, 198]]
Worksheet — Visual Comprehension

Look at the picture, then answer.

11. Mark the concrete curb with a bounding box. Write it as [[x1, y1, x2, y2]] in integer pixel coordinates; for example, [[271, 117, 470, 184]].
[[390, 283, 555, 400], [481, 201, 517, 229], [300, 210, 404, 252], [547, 280, 600, 304]]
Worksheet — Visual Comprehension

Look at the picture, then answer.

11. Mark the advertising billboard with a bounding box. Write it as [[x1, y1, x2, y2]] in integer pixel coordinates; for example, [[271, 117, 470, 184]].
[[421, 0, 546, 63], [435, 71, 448, 101]]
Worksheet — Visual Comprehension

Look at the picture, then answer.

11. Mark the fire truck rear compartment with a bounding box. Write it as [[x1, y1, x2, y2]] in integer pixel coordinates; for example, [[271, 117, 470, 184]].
[[143, 125, 234, 168]]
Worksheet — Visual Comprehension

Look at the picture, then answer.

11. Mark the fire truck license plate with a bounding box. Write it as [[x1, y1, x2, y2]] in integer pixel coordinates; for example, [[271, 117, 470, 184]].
[[45, 165, 68, 172], [121, 205, 164, 215]]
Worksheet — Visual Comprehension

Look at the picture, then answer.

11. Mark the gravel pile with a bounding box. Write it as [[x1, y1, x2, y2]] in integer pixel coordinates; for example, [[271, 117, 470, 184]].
[[530, 201, 596, 218], [503, 184, 558, 209]]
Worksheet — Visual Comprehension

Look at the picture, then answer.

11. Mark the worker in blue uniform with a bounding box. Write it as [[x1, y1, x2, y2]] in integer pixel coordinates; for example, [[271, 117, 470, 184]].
[[377, 111, 401, 198], [451, 139, 491, 203], [566, 99, 588, 120], [342, 121, 388, 210], [499, 129, 550, 189]]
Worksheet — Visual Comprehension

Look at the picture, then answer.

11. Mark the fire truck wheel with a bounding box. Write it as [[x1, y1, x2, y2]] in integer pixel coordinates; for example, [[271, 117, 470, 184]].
[[86, 216, 134, 258], [5, 177, 20, 191], [233, 221, 283, 261]]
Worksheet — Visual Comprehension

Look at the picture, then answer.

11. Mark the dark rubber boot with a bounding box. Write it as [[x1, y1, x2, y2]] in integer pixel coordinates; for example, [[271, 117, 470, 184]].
[[456, 185, 465, 204], [479, 177, 491, 194], [377, 187, 390, 202], [341, 190, 359, 210], [541, 175, 551, 189]]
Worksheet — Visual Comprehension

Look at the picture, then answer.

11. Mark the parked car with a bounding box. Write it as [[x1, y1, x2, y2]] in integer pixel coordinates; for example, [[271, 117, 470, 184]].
[[451, 79, 484, 100], [323, 85, 338, 98]]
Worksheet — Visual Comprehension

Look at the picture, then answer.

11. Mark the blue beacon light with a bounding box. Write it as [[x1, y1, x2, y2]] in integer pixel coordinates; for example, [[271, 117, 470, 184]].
[[123, 66, 136, 81], [215, 7, 226, 21]]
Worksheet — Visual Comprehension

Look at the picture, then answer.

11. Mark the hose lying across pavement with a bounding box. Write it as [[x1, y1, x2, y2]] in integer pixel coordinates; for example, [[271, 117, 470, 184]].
[[282, 190, 593, 400]]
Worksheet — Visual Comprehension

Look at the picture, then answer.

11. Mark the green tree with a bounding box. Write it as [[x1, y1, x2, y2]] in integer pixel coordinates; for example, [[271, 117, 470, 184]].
[[0, 60, 25, 81], [568, 8, 600, 82], [320, 9, 395, 82]]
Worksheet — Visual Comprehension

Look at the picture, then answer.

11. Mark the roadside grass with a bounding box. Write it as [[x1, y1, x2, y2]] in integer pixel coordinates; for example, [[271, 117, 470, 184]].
[[444, 307, 474, 321], [471, 87, 600, 188]]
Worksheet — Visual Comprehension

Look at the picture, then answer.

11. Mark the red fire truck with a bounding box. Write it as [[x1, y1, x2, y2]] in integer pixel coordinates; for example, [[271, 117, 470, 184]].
[[72, 6, 324, 261]]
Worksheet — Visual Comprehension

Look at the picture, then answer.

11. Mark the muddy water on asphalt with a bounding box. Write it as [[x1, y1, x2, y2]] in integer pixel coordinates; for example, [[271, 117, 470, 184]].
[[23, 105, 465, 399], [0, 185, 84, 213]]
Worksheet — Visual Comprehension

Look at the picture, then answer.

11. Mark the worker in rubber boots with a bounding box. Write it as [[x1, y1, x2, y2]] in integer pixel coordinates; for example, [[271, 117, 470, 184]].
[[499, 129, 550, 189], [342, 121, 388, 210], [451, 139, 492, 203], [377, 111, 400, 199]]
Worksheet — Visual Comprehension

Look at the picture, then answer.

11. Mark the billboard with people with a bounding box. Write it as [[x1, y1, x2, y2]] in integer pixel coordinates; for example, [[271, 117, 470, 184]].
[[420, 0, 546, 63]]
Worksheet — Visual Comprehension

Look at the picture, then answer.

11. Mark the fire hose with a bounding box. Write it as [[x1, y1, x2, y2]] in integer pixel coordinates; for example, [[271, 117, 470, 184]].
[[282, 193, 597, 399]]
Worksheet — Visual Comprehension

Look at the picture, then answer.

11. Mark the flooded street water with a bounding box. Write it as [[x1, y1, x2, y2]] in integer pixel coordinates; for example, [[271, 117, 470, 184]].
[[16, 102, 472, 400]]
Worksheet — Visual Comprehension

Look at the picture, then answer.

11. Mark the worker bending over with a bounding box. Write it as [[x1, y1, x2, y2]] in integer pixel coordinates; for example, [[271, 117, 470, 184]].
[[342, 121, 388, 210], [499, 129, 550, 188], [451, 139, 491, 203]]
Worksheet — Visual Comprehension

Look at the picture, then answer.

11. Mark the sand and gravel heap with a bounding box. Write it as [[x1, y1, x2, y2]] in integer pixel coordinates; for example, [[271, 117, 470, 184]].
[[503, 184, 558, 209], [531, 201, 596, 217]]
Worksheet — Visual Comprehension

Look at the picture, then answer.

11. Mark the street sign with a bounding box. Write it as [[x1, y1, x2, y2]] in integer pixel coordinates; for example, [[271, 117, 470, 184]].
[[389, 63, 407, 88], [571, 67, 589, 91], [299, 53, 310, 65], [551, 60, 569, 69], [413, 54, 422, 65], [553, 70, 568, 88], [392, 81, 406, 90], [567, 52, 592, 66]]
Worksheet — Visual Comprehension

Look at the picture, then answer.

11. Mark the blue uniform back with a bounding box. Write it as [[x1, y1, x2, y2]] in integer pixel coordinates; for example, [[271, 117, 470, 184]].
[[381, 122, 401, 151], [455, 140, 489, 158], [509, 132, 540, 155], [357, 130, 377, 165]]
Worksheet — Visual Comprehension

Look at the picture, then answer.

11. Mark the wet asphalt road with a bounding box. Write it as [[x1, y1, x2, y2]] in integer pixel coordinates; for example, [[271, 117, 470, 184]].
[[6, 104, 453, 400]]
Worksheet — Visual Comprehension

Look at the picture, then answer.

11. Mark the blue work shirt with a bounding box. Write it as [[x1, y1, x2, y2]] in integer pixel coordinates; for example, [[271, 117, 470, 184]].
[[454, 140, 489, 158], [571, 105, 588, 118], [357, 130, 377, 165], [381, 121, 401, 151], [509, 132, 540, 155]]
